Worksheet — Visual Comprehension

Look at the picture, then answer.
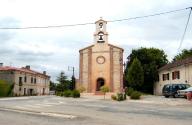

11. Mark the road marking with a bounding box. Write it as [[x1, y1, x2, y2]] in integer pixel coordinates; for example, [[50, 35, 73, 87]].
[[0, 108, 77, 119], [13, 101, 65, 110], [41, 112, 76, 119], [0, 97, 29, 101]]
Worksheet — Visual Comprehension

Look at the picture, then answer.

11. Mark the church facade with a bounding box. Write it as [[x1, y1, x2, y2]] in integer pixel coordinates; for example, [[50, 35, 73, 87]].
[[79, 18, 124, 93]]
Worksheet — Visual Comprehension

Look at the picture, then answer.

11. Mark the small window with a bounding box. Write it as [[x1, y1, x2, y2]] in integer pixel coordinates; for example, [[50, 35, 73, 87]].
[[24, 76, 27, 82], [162, 73, 169, 81], [34, 78, 36, 84], [172, 71, 180, 80], [31, 77, 33, 83], [19, 77, 22, 86]]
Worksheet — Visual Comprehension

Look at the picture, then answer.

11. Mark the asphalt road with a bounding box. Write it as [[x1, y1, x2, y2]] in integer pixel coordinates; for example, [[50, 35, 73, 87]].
[[0, 96, 192, 125]]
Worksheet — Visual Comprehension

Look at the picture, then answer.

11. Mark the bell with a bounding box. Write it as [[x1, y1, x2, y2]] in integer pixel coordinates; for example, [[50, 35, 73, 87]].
[[99, 35, 103, 41]]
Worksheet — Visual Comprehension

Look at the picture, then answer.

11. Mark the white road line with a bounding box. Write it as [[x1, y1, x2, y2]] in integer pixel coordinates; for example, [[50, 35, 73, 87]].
[[0, 97, 29, 101], [13, 101, 65, 110], [1, 108, 77, 119], [35, 104, 53, 107], [41, 112, 76, 119]]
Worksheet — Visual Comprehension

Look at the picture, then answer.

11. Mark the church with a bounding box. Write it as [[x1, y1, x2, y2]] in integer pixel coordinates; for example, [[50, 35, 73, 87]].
[[79, 18, 124, 93]]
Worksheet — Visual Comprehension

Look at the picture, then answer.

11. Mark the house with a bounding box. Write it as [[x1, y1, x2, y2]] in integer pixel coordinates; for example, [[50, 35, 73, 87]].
[[0, 64, 50, 96], [79, 18, 124, 93], [154, 56, 192, 95]]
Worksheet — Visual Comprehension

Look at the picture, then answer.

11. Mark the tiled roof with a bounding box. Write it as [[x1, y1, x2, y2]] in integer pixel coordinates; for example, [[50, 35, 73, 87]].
[[0, 66, 49, 77], [159, 56, 192, 71]]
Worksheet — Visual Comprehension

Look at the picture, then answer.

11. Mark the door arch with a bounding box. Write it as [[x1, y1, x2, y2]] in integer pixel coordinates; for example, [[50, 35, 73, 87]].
[[96, 78, 105, 91]]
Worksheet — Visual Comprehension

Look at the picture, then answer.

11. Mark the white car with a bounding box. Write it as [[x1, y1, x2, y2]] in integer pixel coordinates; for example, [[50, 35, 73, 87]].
[[177, 87, 192, 97]]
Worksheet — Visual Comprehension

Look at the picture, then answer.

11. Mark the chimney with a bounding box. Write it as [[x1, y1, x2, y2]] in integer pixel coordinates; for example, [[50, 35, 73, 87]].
[[25, 65, 30, 69], [0, 63, 3, 67], [43, 71, 46, 75]]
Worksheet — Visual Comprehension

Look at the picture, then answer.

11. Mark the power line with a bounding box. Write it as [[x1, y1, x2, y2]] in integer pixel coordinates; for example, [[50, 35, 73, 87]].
[[0, 7, 190, 30], [177, 7, 192, 53], [108, 7, 189, 23], [0, 22, 94, 30]]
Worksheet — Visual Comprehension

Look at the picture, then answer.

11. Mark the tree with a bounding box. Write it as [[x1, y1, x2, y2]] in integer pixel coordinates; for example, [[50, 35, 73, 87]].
[[70, 75, 76, 90], [56, 71, 70, 92], [100, 86, 109, 99], [49, 81, 56, 91], [173, 48, 192, 61], [124, 47, 168, 94], [126, 58, 144, 90]]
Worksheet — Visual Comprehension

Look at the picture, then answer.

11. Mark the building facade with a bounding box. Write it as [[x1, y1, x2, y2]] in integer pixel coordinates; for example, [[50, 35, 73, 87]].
[[79, 18, 124, 93], [0, 65, 50, 96], [154, 56, 192, 95]]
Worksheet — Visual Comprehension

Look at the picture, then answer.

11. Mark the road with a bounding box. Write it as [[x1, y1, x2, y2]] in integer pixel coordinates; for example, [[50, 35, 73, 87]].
[[0, 96, 192, 125]]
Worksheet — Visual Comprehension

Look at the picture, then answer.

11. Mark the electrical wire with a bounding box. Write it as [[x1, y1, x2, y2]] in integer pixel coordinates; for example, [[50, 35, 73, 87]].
[[108, 7, 189, 23], [0, 7, 190, 30], [177, 7, 192, 53]]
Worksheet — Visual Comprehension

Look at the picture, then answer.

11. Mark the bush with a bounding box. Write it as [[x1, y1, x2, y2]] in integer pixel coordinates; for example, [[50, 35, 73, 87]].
[[117, 93, 125, 101], [78, 86, 86, 93], [130, 91, 142, 100], [111, 94, 117, 100], [100, 86, 110, 99], [63, 90, 72, 97], [71, 90, 80, 98], [0, 80, 14, 97], [56, 92, 62, 96], [126, 87, 134, 96]]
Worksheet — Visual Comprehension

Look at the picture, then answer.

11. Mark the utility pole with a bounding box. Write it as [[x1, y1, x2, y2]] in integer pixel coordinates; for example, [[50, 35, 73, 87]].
[[68, 66, 75, 90]]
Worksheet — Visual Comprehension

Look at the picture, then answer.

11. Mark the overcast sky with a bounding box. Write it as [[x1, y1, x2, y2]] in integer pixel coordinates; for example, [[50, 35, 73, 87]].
[[0, 0, 192, 82]]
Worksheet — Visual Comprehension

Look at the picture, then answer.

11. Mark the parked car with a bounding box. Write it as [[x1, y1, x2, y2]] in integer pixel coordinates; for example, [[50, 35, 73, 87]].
[[162, 84, 191, 98], [177, 87, 192, 98]]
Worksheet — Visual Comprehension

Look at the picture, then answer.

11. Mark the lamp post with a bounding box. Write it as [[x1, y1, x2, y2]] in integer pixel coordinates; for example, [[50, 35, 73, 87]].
[[68, 66, 75, 90]]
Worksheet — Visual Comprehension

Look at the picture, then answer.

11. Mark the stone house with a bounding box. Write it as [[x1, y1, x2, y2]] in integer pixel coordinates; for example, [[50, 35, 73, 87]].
[[154, 56, 192, 95], [79, 18, 124, 93], [0, 64, 50, 96]]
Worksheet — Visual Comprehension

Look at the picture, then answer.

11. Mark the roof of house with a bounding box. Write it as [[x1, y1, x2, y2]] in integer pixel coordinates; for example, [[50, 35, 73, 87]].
[[0, 66, 50, 78], [159, 56, 192, 71]]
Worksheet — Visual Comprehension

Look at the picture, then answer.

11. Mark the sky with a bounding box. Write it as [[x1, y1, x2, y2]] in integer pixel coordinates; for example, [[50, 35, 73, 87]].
[[0, 0, 192, 82]]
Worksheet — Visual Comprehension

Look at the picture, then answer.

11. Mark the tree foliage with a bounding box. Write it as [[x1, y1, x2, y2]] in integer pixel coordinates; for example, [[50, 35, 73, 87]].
[[49, 81, 56, 91], [100, 86, 109, 99], [124, 47, 168, 94], [173, 48, 192, 61], [126, 58, 144, 90], [0, 80, 14, 97], [56, 71, 71, 92]]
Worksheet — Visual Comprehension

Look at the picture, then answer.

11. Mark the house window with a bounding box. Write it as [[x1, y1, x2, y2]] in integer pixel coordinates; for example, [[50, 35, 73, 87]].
[[24, 76, 27, 83], [162, 73, 169, 81], [34, 78, 36, 84], [31, 77, 33, 83], [172, 71, 180, 80], [19, 77, 23, 86]]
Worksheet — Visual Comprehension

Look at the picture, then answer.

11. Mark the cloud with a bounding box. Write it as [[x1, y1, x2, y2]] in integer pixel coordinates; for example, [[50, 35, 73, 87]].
[[0, 0, 192, 82]]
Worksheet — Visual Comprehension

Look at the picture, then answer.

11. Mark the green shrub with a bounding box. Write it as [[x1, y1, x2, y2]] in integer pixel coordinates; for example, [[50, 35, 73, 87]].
[[126, 87, 134, 96], [71, 90, 80, 98], [130, 91, 142, 100], [78, 86, 86, 93], [111, 94, 117, 100], [124, 93, 127, 100], [117, 93, 125, 101], [0, 80, 14, 97], [100, 86, 110, 99], [63, 90, 72, 97], [56, 92, 62, 96]]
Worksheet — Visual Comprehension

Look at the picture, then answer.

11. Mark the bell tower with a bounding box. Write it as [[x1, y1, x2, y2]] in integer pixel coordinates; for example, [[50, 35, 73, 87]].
[[94, 18, 108, 44]]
